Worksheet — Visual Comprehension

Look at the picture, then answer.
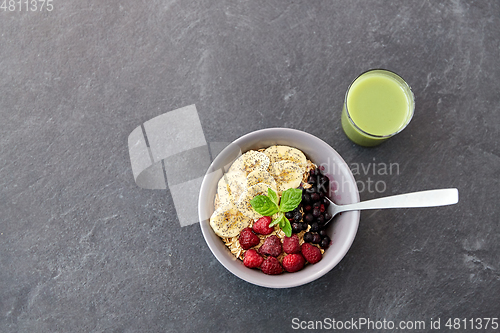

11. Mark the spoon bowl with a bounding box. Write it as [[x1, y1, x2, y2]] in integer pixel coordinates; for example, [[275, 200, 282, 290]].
[[199, 128, 360, 288]]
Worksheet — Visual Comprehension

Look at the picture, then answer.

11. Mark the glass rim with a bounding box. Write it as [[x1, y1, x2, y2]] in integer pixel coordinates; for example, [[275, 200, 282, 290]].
[[344, 68, 415, 139]]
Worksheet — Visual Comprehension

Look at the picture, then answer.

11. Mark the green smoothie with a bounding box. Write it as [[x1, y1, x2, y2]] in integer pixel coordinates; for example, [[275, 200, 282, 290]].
[[341, 69, 414, 147]]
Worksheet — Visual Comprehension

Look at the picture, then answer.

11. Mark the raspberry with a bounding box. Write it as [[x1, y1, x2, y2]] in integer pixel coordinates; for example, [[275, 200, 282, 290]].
[[283, 234, 300, 254], [239, 228, 260, 250], [260, 256, 283, 275], [301, 243, 322, 264], [243, 249, 264, 268], [258, 235, 282, 257], [252, 216, 274, 235], [282, 253, 305, 273]]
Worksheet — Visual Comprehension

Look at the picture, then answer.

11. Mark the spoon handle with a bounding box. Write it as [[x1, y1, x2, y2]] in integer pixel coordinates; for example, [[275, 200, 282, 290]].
[[337, 188, 459, 214]]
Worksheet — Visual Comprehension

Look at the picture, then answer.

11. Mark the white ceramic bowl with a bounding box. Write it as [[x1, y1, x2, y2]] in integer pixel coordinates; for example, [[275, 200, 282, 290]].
[[198, 128, 360, 288]]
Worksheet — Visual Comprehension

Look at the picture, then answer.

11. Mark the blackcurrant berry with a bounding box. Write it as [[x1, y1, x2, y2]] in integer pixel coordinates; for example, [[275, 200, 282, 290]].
[[291, 222, 302, 233], [293, 212, 302, 222], [312, 208, 321, 217], [303, 232, 313, 243], [320, 238, 330, 248], [310, 193, 320, 202], [312, 233, 321, 244]]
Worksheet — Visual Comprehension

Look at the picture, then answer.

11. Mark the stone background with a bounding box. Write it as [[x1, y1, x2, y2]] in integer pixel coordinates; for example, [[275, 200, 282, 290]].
[[1, 1, 499, 332]]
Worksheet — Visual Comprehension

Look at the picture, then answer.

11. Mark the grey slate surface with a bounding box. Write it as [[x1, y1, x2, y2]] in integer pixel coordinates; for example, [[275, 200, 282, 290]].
[[1, 1, 499, 332]]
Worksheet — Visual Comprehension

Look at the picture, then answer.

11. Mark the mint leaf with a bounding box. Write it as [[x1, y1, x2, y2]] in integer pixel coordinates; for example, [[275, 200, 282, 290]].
[[281, 217, 292, 237], [278, 214, 286, 228], [250, 195, 279, 216], [250, 186, 302, 238], [269, 212, 283, 227], [268, 187, 279, 206], [279, 188, 303, 212]]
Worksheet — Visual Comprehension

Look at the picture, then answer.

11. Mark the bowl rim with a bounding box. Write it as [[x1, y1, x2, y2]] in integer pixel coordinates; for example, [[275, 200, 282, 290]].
[[198, 127, 360, 288]]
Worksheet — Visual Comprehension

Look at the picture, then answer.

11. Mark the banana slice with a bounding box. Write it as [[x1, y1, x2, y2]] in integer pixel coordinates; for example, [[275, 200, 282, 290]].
[[263, 145, 307, 172], [268, 160, 303, 194], [225, 150, 270, 201], [228, 150, 270, 175], [236, 183, 272, 219], [246, 169, 277, 192], [225, 170, 247, 203], [210, 203, 252, 238], [216, 175, 232, 207]]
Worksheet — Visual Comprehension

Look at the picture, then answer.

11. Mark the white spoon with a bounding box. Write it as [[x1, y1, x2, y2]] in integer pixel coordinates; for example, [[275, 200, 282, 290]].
[[324, 188, 459, 224]]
